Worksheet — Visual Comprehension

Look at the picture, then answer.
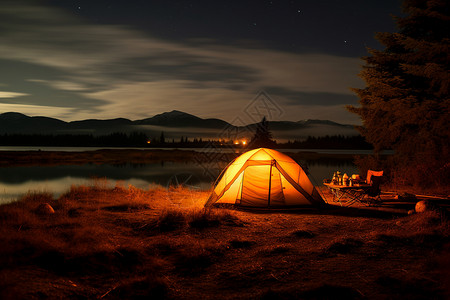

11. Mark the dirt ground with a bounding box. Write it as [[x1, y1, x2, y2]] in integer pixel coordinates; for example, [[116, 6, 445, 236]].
[[0, 184, 449, 300]]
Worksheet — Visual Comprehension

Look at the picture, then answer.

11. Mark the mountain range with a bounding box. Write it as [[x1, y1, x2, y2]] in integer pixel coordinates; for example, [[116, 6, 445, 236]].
[[0, 110, 358, 142]]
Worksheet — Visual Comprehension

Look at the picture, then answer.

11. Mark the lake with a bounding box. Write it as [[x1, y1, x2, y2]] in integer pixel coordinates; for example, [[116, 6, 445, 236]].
[[0, 157, 358, 205]]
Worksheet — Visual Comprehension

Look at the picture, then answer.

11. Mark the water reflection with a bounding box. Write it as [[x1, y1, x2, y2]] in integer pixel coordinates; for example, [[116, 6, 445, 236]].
[[0, 159, 358, 205]]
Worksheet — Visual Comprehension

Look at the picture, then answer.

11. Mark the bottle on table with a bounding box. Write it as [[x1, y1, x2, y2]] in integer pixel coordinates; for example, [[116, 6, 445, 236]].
[[343, 173, 349, 186]]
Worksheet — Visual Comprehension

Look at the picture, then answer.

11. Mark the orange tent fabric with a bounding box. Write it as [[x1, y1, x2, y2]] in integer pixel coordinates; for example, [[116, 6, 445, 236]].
[[205, 148, 324, 207]]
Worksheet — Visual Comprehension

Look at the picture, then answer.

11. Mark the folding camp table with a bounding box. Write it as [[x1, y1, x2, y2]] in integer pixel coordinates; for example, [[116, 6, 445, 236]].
[[323, 182, 372, 206]]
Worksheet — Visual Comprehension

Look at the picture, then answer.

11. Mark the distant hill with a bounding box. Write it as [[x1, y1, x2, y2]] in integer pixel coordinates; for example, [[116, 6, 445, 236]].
[[245, 119, 354, 131], [135, 110, 229, 128], [69, 118, 134, 131], [0, 111, 358, 141], [0, 112, 67, 133]]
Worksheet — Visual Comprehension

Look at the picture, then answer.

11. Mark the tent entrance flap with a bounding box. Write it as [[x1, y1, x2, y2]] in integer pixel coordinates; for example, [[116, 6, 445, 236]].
[[240, 164, 285, 207], [269, 165, 285, 206], [241, 165, 270, 207]]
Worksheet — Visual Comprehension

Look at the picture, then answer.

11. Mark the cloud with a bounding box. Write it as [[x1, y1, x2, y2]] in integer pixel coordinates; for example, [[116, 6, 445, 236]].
[[27, 79, 88, 92], [186, 46, 363, 95], [0, 91, 29, 98], [0, 1, 364, 123], [84, 80, 252, 121]]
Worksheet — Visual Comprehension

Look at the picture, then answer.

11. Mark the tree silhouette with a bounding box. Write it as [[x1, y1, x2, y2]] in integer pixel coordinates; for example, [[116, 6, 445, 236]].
[[348, 0, 449, 187], [249, 116, 276, 148]]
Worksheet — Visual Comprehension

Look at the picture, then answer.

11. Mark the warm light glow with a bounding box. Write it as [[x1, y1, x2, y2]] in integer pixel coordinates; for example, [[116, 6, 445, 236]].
[[234, 141, 239, 145], [242, 140, 247, 145], [147, 140, 151, 144]]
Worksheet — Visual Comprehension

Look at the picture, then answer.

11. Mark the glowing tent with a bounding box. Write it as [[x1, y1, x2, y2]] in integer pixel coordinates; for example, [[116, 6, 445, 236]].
[[205, 148, 324, 207]]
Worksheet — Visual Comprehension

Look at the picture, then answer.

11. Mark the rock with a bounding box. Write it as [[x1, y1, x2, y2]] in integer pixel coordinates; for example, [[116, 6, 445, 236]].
[[35, 203, 55, 215], [414, 200, 449, 221], [415, 200, 436, 213]]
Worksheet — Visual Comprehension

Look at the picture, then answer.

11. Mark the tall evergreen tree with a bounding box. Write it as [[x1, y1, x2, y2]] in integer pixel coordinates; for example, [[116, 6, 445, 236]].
[[348, 0, 449, 187], [250, 116, 276, 148], [159, 131, 165, 144]]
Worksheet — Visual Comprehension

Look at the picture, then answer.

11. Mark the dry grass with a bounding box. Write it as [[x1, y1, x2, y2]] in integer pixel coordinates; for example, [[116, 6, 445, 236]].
[[0, 183, 449, 299], [154, 207, 244, 232]]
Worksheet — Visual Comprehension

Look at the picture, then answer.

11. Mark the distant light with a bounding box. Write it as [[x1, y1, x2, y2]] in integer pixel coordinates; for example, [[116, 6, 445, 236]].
[[234, 141, 239, 145], [147, 140, 151, 144], [242, 141, 247, 145]]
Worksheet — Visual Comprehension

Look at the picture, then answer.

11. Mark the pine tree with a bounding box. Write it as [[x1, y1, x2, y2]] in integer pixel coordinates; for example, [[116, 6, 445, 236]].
[[250, 116, 276, 148], [347, 0, 450, 187]]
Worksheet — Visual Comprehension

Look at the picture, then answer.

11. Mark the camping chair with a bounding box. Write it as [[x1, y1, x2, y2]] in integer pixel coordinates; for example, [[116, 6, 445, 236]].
[[346, 170, 384, 206], [361, 174, 383, 205], [366, 170, 384, 186]]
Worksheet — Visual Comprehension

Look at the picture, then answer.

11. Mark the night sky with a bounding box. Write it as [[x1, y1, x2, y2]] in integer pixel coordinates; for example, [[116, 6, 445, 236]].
[[0, 0, 402, 124]]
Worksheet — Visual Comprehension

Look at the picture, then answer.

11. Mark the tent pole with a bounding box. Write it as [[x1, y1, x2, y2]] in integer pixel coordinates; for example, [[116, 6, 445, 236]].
[[268, 160, 274, 207]]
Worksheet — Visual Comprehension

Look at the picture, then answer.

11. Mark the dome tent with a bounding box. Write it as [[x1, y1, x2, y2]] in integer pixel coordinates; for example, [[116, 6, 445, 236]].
[[205, 148, 324, 207]]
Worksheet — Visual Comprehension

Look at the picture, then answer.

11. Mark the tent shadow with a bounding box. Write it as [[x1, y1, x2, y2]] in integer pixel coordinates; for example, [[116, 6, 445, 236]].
[[211, 203, 406, 219]]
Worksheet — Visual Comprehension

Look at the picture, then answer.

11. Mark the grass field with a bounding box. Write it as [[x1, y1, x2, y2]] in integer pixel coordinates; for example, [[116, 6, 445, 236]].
[[0, 181, 449, 299]]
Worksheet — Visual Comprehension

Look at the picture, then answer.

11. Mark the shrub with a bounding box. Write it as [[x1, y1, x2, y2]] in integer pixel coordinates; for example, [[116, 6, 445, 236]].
[[156, 209, 187, 231], [188, 208, 240, 229], [155, 207, 242, 231]]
